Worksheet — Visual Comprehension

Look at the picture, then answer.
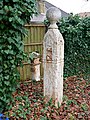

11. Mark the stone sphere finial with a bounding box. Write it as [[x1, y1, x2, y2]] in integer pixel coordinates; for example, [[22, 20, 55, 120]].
[[46, 7, 61, 25]]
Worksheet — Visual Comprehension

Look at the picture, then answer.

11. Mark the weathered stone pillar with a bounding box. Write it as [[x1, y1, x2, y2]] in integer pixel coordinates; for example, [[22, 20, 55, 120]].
[[43, 7, 64, 107]]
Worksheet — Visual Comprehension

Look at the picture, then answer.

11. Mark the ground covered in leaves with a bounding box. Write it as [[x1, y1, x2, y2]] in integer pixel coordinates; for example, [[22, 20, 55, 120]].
[[5, 76, 90, 120]]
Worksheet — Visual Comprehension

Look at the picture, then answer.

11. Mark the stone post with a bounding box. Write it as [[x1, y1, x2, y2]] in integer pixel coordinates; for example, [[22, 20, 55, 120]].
[[43, 7, 64, 107]]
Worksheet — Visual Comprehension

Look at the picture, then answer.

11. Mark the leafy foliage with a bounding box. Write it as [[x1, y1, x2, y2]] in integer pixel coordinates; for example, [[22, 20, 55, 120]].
[[0, 0, 37, 112], [58, 15, 90, 78], [5, 77, 90, 119]]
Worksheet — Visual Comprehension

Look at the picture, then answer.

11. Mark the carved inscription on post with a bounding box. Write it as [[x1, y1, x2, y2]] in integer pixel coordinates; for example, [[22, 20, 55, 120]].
[[46, 48, 52, 62]]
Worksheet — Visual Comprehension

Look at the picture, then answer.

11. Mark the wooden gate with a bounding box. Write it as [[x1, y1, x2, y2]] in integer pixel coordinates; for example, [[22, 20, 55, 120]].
[[18, 23, 45, 80]]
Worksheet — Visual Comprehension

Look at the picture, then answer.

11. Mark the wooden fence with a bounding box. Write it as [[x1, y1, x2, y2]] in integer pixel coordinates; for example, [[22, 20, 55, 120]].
[[18, 23, 45, 80]]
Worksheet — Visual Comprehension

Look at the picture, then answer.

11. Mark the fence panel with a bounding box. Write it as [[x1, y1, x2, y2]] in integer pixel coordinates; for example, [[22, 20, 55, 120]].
[[18, 23, 45, 80]]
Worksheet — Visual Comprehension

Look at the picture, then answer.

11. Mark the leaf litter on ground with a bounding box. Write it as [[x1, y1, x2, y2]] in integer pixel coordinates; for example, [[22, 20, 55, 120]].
[[4, 76, 90, 120]]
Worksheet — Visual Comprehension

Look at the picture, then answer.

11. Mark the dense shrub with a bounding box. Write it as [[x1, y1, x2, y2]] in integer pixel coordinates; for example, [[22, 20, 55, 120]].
[[0, 0, 37, 112], [58, 15, 90, 78]]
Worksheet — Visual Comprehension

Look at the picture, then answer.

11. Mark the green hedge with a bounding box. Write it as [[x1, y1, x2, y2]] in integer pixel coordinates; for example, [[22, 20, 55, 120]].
[[0, 0, 37, 112], [45, 14, 90, 78]]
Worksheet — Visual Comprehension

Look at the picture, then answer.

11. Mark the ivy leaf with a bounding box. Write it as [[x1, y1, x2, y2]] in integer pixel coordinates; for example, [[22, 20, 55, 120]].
[[4, 5, 9, 11], [4, 81, 10, 86]]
